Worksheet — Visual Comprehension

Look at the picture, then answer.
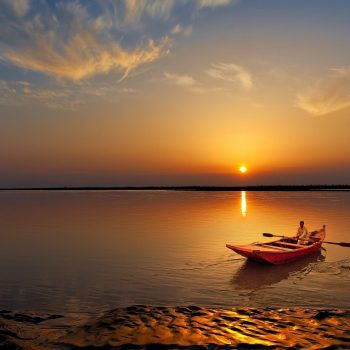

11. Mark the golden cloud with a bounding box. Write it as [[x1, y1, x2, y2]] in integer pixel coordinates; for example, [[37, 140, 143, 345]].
[[296, 68, 350, 116], [164, 72, 204, 93], [206, 62, 253, 91], [4, 32, 168, 81]]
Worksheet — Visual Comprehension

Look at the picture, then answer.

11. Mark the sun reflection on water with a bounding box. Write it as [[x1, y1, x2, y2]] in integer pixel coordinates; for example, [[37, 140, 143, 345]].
[[241, 191, 247, 217]]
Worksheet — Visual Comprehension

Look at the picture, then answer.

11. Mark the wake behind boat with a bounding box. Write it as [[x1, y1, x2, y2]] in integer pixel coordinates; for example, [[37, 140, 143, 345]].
[[226, 226, 326, 265]]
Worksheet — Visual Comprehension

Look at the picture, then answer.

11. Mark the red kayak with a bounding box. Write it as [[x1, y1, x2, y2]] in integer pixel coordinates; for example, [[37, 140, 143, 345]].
[[226, 226, 326, 265]]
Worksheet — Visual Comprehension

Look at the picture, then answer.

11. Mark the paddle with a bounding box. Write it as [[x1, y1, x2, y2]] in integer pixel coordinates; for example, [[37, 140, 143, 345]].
[[263, 233, 350, 247]]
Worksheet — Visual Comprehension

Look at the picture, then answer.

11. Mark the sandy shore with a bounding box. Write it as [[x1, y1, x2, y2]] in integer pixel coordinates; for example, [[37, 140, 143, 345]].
[[1, 306, 350, 349]]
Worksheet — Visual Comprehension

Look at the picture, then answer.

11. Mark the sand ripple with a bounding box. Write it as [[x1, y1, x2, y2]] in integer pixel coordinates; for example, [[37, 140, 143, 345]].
[[1, 306, 349, 349]]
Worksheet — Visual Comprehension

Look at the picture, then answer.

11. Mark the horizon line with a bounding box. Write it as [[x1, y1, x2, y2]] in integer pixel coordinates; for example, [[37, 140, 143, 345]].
[[1, 184, 350, 191]]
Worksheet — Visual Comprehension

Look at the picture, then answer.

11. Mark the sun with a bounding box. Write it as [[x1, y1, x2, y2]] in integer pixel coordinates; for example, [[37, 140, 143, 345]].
[[239, 165, 248, 174]]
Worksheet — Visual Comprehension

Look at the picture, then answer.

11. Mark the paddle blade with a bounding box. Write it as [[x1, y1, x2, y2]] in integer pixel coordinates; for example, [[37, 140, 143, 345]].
[[323, 241, 350, 247], [263, 233, 274, 237]]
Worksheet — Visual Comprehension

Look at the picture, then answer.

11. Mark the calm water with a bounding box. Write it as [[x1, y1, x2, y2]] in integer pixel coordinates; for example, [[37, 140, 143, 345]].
[[0, 190, 349, 313]]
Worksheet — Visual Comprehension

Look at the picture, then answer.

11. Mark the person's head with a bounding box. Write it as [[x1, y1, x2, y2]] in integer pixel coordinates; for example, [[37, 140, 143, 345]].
[[300, 220, 304, 227]]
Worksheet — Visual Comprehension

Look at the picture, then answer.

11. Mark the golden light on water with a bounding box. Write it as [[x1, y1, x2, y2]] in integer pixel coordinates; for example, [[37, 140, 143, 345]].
[[239, 165, 247, 174], [241, 191, 247, 217]]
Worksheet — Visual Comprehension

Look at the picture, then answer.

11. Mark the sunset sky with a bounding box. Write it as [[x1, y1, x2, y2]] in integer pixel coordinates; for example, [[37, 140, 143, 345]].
[[1, 0, 350, 187]]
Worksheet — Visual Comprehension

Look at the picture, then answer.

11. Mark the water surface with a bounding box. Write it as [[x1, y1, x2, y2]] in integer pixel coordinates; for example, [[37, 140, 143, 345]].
[[0, 190, 349, 312]]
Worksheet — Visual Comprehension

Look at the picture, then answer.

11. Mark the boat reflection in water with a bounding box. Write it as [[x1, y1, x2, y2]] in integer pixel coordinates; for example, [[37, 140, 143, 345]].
[[231, 251, 325, 290]]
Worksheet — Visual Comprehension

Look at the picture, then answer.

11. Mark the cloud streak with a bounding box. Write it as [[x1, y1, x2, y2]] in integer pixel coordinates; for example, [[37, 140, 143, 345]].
[[296, 68, 350, 116], [124, 0, 175, 22], [0, 0, 234, 82], [0, 2, 170, 81], [3, 0, 29, 17], [0, 0, 237, 111], [205, 63, 253, 91], [124, 0, 234, 22], [164, 72, 203, 93], [198, 0, 233, 8], [0, 80, 136, 110], [0, 80, 69, 108], [3, 36, 168, 82]]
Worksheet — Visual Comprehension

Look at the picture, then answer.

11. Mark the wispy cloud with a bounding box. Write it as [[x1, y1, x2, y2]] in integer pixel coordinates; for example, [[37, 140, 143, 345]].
[[124, 0, 175, 22], [0, 1, 235, 82], [205, 63, 253, 91], [296, 68, 350, 116], [0, 0, 237, 110], [0, 80, 136, 110], [0, 80, 67, 107], [0, 2, 170, 81], [3, 37, 168, 82], [164, 72, 203, 93], [3, 0, 29, 17], [171, 24, 193, 37], [124, 0, 234, 22], [198, 0, 233, 8]]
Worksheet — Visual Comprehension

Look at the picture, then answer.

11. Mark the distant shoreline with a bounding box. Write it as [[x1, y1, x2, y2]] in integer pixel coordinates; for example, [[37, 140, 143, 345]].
[[1, 185, 350, 191]]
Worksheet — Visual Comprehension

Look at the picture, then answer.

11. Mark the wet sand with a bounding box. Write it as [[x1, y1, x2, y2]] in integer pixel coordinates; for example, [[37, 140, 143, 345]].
[[1, 306, 349, 349]]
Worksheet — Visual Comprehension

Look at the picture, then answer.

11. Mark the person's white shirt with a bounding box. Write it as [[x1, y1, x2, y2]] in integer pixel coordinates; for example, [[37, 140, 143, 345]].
[[297, 226, 309, 244]]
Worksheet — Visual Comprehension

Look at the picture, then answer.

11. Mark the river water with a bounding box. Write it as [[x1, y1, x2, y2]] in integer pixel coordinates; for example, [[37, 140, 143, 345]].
[[0, 190, 349, 313]]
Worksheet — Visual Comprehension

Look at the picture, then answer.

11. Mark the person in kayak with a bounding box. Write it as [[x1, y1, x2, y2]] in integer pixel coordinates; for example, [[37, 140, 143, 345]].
[[296, 220, 310, 245]]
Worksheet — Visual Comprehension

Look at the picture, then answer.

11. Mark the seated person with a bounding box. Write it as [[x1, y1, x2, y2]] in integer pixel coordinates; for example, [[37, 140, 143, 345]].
[[296, 220, 309, 245]]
